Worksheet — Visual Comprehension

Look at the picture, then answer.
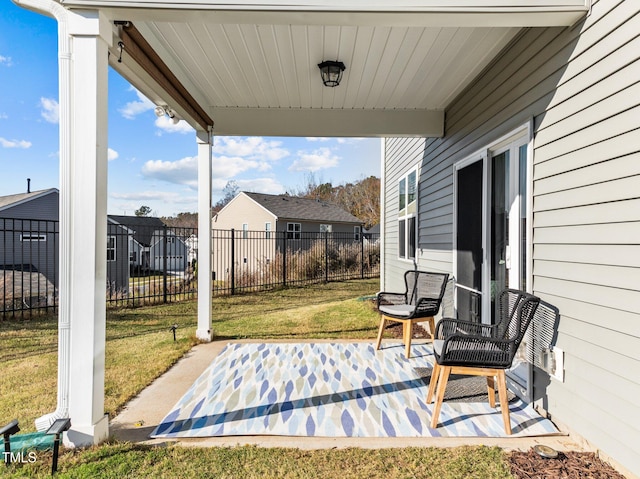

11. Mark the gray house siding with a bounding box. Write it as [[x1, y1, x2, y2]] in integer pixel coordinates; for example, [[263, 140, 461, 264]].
[[106, 221, 129, 293], [384, 0, 639, 475], [0, 191, 59, 285]]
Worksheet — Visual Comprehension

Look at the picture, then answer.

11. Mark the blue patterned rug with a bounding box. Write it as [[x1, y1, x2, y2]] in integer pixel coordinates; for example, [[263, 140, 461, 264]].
[[151, 342, 559, 438]]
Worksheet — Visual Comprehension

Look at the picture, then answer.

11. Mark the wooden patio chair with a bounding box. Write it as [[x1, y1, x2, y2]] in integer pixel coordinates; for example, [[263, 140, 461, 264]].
[[426, 289, 541, 434], [375, 270, 449, 358]]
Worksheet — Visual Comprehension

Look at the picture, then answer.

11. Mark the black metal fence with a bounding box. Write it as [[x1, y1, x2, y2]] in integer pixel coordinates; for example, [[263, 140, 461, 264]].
[[1, 220, 380, 318], [211, 229, 380, 295], [0, 218, 59, 319]]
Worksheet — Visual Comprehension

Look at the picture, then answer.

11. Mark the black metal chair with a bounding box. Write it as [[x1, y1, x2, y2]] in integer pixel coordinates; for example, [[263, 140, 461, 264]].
[[375, 270, 449, 358], [426, 289, 541, 434]]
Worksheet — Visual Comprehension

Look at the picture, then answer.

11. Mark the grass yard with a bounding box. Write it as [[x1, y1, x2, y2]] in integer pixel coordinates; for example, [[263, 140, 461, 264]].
[[1, 444, 515, 479], [0, 278, 526, 478]]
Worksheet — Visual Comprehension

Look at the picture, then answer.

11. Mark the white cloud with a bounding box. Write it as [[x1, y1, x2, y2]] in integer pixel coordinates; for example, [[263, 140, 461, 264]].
[[40, 97, 59, 124], [236, 178, 286, 195], [110, 190, 195, 204], [337, 138, 366, 144], [119, 89, 154, 119], [0, 137, 32, 149], [154, 115, 194, 134], [305, 137, 331, 142], [213, 137, 289, 162], [108, 148, 119, 161], [212, 155, 264, 177], [0, 55, 12, 67], [0, 113, 8, 120], [141, 156, 198, 187], [289, 148, 339, 172]]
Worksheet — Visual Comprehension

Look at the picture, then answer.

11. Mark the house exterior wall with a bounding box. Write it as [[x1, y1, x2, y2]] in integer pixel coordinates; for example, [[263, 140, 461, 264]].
[[106, 222, 129, 292], [150, 230, 188, 272], [213, 193, 276, 231], [383, 0, 639, 474], [0, 192, 59, 285]]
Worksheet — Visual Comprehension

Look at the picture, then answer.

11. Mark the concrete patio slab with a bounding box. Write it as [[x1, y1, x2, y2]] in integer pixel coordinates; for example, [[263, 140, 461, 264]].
[[110, 339, 587, 452]]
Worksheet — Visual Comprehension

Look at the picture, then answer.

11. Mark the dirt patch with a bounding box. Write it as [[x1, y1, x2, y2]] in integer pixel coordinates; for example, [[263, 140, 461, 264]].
[[386, 322, 432, 339], [509, 450, 626, 479]]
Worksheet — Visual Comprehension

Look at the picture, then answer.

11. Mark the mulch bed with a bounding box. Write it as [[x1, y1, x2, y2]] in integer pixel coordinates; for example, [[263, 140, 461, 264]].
[[390, 324, 627, 479], [509, 450, 626, 479]]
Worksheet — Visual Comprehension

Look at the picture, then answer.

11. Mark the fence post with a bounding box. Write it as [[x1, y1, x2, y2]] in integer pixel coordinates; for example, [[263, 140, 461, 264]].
[[360, 231, 365, 279], [324, 232, 329, 283], [230, 228, 235, 295], [282, 232, 287, 287], [163, 226, 168, 303]]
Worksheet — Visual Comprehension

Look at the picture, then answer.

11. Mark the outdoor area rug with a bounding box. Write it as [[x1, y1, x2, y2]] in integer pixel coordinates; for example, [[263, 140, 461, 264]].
[[151, 342, 559, 439]]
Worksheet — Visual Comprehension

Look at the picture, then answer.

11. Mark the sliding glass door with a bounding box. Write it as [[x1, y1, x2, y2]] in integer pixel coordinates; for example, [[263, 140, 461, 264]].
[[455, 129, 532, 399]]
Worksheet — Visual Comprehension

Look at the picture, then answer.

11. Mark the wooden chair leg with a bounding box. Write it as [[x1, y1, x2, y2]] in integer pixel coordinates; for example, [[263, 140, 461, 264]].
[[403, 321, 412, 358], [486, 375, 496, 408], [375, 316, 387, 350], [496, 370, 512, 435], [430, 365, 451, 429], [426, 317, 435, 342], [426, 362, 440, 403]]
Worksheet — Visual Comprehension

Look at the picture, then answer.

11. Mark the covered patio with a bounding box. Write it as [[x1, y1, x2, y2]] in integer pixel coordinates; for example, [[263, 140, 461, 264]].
[[12, 0, 589, 446]]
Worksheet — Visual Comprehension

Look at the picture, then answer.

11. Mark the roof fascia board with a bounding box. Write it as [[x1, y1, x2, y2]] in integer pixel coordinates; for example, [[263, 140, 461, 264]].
[[64, 3, 589, 27], [209, 107, 444, 138]]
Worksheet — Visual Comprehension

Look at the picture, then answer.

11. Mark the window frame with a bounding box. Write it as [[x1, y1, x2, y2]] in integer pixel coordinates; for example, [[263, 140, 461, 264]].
[[107, 236, 116, 262], [398, 166, 418, 261], [320, 224, 332, 233], [287, 222, 301, 240], [20, 233, 46, 242], [354, 225, 361, 241], [265, 222, 272, 239]]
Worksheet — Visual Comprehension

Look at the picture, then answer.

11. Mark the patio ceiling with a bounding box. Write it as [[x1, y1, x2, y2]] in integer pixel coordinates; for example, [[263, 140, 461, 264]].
[[64, 1, 589, 137]]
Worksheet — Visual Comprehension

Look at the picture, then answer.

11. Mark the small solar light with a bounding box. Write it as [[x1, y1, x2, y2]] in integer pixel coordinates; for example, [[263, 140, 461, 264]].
[[534, 444, 559, 459], [170, 324, 178, 341]]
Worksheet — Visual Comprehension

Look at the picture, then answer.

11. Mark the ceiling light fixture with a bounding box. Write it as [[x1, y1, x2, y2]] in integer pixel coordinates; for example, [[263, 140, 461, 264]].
[[317, 60, 346, 87]]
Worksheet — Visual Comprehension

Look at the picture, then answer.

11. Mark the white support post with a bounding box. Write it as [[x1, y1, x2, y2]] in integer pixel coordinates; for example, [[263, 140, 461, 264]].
[[196, 130, 213, 341], [62, 9, 111, 446]]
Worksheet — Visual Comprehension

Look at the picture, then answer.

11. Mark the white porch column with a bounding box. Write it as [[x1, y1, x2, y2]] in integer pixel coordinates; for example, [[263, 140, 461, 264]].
[[196, 130, 213, 341], [62, 9, 111, 446]]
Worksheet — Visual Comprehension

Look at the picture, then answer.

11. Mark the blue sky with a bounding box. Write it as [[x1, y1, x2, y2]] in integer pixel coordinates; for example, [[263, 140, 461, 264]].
[[0, 2, 381, 217]]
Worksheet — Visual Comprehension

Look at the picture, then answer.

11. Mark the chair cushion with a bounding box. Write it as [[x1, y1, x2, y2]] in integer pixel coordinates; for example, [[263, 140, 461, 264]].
[[433, 339, 443, 356], [379, 304, 414, 318]]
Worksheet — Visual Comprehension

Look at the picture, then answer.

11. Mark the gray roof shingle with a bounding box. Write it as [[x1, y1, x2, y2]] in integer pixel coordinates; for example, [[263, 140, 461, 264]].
[[243, 192, 362, 224]]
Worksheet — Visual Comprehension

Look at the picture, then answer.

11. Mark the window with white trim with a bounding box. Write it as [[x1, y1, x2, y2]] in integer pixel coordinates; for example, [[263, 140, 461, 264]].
[[265, 222, 272, 239], [398, 168, 418, 260], [320, 224, 332, 233], [287, 222, 301, 239], [354, 226, 361, 241], [107, 236, 116, 262], [242, 223, 248, 239]]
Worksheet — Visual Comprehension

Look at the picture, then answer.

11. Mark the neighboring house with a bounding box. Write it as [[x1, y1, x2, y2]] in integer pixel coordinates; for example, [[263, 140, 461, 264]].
[[0, 188, 59, 286], [0, 188, 130, 294], [108, 215, 188, 273], [381, 2, 639, 475], [213, 192, 363, 279]]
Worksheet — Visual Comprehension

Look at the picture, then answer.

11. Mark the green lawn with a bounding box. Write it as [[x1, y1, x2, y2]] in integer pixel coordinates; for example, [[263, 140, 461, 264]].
[[0, 279, 519, 478]]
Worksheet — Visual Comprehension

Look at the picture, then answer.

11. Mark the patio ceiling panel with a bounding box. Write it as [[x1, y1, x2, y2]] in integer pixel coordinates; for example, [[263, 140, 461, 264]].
[[90, 1, 590, 136]]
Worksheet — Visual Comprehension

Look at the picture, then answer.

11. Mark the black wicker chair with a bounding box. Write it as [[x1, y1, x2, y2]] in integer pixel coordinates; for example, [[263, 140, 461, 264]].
[[426, 289, 541, 434], [375, 270, 449, 358]]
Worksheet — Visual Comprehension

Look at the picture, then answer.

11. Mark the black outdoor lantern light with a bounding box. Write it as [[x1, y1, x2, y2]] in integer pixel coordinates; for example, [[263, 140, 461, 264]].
[[317, 60, 346, 87]]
